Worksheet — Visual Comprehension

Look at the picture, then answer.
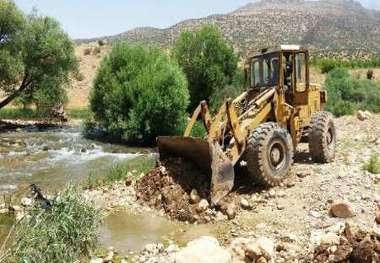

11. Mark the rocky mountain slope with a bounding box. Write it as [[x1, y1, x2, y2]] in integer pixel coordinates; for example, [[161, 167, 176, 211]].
[[77, 0, 380, 58]]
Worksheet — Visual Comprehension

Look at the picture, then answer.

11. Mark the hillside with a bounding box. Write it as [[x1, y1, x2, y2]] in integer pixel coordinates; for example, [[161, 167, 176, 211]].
[[77, 0, 380, 58]]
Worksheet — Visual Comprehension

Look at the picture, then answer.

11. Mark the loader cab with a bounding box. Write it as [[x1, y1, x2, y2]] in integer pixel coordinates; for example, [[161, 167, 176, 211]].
[[246, 45, 310, 105]]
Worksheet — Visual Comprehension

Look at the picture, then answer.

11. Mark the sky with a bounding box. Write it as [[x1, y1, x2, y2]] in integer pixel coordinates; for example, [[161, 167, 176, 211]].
[[14, 0, 380, 39]]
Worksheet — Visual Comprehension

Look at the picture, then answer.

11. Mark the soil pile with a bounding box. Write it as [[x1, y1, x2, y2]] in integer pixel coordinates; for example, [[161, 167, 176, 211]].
[[312, 223, 380, 263], [135, 157, 216, 223]]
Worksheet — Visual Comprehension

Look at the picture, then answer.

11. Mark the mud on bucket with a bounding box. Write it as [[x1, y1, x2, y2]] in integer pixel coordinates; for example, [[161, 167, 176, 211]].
[[157, 136, 235, 205]]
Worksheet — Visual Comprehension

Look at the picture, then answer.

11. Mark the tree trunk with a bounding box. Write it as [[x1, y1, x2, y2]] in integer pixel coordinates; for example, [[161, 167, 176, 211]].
[[0, 76, 31, 110]]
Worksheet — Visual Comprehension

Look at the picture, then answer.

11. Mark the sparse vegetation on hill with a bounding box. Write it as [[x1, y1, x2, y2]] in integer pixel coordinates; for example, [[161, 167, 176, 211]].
[[78, 0, 380, 59], [324, 68, 380, 116], [89, 42, 189, 145], [173, 25, 238, 111], [0, 1, 78, 113]]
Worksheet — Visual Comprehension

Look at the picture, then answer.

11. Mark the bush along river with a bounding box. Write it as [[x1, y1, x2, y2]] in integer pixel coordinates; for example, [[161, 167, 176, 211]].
[[0, 123, 220, 254]]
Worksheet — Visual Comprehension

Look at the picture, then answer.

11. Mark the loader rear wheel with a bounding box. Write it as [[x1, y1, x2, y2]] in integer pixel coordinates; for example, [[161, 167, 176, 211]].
[[309, 111, 336, 163], [244, 122, 294, 187]]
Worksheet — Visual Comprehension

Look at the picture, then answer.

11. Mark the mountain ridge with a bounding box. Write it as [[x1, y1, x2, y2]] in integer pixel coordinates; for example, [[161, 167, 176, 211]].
[[76, 0, 380, 58]]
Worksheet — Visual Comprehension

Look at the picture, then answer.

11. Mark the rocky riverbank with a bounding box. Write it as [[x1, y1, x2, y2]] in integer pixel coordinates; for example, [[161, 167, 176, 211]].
[[81, 113, 380, 262]]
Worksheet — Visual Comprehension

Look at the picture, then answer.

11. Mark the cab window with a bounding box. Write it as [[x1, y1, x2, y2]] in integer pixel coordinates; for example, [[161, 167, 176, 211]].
[[295, 53, 307, 92], [251, 60, 260, 87]]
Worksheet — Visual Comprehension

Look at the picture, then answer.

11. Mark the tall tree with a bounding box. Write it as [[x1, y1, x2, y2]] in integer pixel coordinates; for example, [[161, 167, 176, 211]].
[[90, 42, 189, 145], [173, 25, 238, 111], [0, 1, 77, 110]]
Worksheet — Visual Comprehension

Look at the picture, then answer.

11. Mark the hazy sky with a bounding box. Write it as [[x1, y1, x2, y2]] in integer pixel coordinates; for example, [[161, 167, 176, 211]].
[[14, 0, 380, 39]]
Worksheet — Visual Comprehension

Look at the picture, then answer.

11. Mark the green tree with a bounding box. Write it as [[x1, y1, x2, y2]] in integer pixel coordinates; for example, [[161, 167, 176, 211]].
[[173, 25, 238, 111], [0, 1, 77, 110], [90, 42, 189, 145], [325, 67, 380, 116], [0, 0, 25, 89]]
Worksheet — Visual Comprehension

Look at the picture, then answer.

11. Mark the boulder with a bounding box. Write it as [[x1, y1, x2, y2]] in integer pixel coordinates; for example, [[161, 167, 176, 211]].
[[175, 236, 232, 263], [255, 237, 275, 260], [229, 237, 274, 262], [166, 244, 180, 254], [226, 203, 237, 220], [240, 198, 251, 210], [330, 201, 355, 218], [190, 189, 201, 204], [357, 110, 371, 121], [229, 238, 249, 262], [320, 232, 341, 246], [21, 197, 33, 207], [375, 213, 380, 224], [197, 199, 209, 212], [90, 258, 103, 263]]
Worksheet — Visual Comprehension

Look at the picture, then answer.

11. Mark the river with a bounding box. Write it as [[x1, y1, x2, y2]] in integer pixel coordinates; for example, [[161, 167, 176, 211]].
[[0, 124, 217, 254]]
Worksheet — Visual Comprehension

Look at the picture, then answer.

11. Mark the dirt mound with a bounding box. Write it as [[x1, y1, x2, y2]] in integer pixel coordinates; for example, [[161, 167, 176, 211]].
[[135, 157, 235, 223], [312, 223, 380, 263]]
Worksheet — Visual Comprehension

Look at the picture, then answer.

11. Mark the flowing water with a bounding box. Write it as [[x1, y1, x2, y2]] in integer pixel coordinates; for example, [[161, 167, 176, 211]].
[[0, 124, 217, 253], [0, 125, 145, 194]]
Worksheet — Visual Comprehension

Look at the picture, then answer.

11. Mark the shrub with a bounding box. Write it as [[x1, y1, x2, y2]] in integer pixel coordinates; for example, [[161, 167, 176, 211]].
[[173, 25, 238, 111], [86, 155, 155, 189], [6, 185, 100, 263], [83, 48, 91, 55], [363, 154, 380, 174], [0, 108, 39, 120], [67, 108, 91, 119], [367, 69, 374, 80], [311, 56, 380, 73], [98, 39, 107, 46], [92, 46, 101, 55], [90, 42, 189, 145], [324, 68, 380, 116]]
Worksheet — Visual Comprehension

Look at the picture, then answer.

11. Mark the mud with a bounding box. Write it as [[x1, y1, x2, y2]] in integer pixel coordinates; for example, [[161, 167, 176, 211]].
[[135, 157, 215, 223], [312, 224, 380, 263]]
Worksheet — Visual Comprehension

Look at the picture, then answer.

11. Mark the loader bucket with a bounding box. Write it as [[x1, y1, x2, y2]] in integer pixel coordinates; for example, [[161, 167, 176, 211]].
[[157, 136, 235, 205]]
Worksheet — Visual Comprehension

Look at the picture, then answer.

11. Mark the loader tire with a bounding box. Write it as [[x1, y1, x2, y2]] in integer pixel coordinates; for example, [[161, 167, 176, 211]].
[[309, 111, 336, 163], [244, 122, 294, 187]]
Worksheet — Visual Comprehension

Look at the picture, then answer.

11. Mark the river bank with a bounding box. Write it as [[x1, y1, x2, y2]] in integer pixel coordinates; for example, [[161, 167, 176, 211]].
[[1, 114, 379, 262], [83, 114, 380, 262]]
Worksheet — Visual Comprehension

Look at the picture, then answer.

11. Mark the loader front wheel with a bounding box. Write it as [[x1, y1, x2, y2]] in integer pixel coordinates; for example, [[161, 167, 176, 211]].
[[309, 111, 336, 163], [244, 122, 294, 187]]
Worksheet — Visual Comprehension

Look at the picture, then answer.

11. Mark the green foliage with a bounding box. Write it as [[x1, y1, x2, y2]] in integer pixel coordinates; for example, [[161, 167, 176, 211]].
[[363, 154, 380, 174], [90, 42, 189, 145], [324, 68, 380, 116], [0, 2, 78, 111], [0, 0, 25, 87], [209, 69, 245, 112], [67, 108, 91, 119], [173, 25, 238, 111], [0, 107, 40, 120], [7, 185, 100, 263], [86, 155, 155, 188], [311, 56, 380, 73]]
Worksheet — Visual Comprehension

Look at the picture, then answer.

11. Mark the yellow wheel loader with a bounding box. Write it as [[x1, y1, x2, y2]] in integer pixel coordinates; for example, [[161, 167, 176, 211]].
[[158, 45, 336, 205]]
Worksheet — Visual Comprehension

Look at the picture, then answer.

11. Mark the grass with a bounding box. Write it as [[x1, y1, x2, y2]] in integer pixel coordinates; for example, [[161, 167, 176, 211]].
[[0, 108, 41, 120], [67, 108, 91, 119], [363, 154, 380, 174], [0, 107, 92, 121], [86, 155, 155, 189], [2, 185, 101, 263]]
